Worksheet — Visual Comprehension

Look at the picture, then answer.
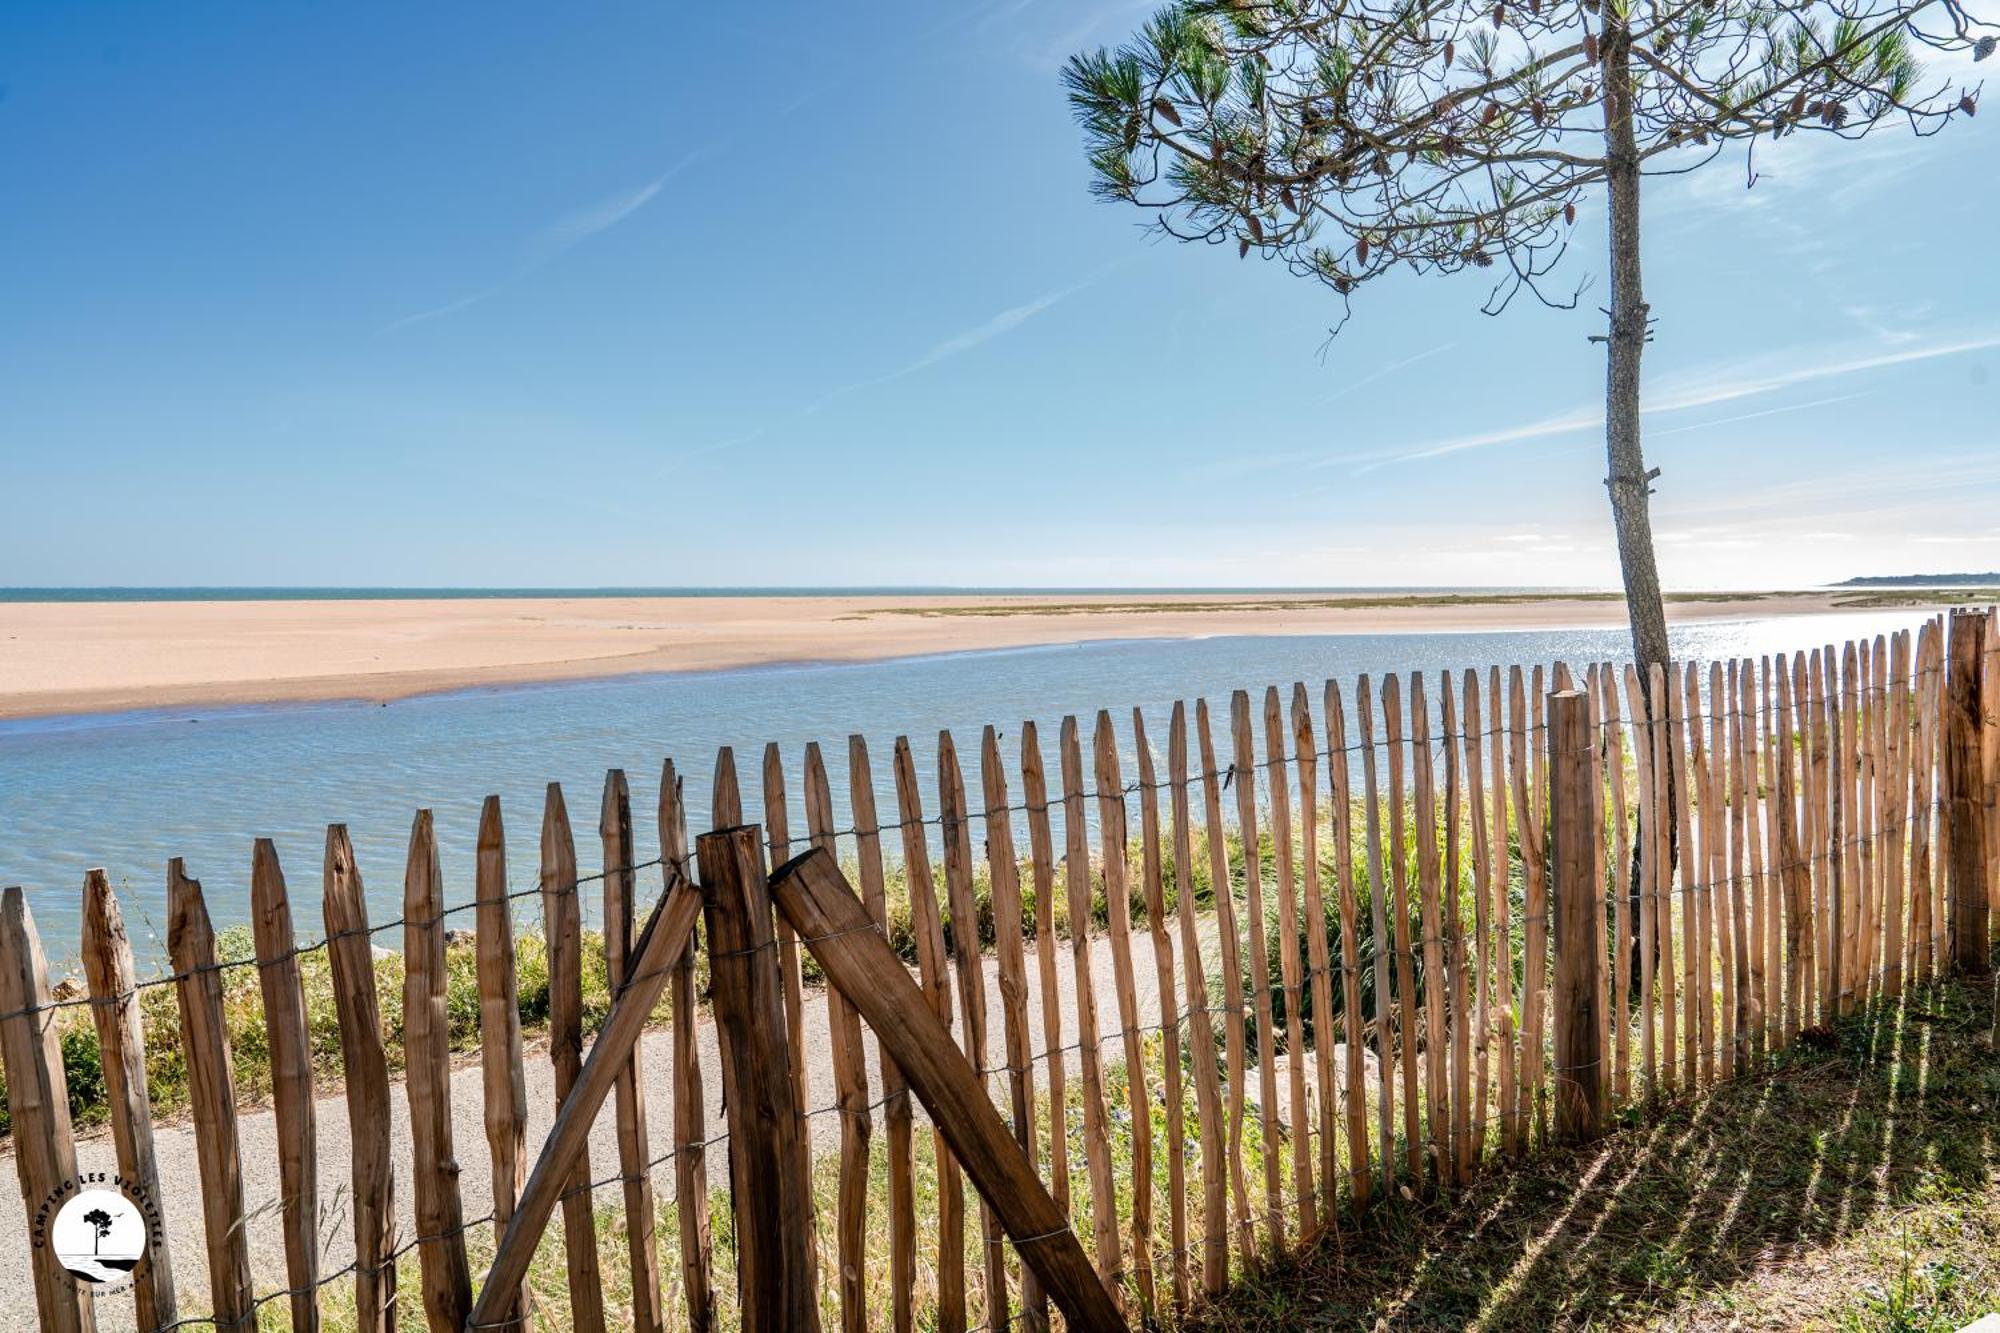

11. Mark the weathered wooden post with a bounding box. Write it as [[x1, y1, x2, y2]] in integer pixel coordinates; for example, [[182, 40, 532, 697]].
[[1549, 689, 1605, 1141], [1946, 609, 1991, 976], [403, 810, 474, 1333], [600, 769, 665, 1333], [249, 841, 320, 1333], [698, 825, 818, 1330], [475, 795, 531, 1332], [168, 860, 256, 1328], [81, 871, 177, 1331], [322, 827, 397, 1333], [0, 886, 94, 1333], [540, 784, 609, 1333]]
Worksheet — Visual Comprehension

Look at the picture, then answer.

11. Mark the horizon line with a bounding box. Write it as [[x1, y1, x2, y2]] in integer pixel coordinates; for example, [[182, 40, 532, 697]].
[[1, 579, 1981, 603]]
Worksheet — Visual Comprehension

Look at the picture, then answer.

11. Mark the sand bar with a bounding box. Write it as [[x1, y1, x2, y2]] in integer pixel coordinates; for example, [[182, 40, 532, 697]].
[[0, 589, 1934, 720]]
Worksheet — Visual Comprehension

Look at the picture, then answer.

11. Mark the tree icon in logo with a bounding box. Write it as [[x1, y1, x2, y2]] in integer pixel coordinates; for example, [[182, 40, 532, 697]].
[[81, 1208, 114, 1256]]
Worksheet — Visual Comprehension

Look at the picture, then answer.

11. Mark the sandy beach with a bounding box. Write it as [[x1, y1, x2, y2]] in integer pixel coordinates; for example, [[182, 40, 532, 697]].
[[0, 589, 1915, 720]]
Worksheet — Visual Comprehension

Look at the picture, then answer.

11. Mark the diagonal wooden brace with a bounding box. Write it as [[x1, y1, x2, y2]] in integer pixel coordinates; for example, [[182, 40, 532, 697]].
[[469, 872, 702, 1330], [768, 846, 1127, 1332]]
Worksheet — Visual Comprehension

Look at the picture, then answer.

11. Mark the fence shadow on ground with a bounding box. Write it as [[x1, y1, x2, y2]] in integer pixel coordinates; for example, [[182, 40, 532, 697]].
[[1192, 975, 2000, 1332]]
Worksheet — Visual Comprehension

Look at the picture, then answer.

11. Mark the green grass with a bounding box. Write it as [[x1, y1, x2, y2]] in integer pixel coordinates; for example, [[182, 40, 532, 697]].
[[7, 781, 1543, 1151], [1183, 975, 2000, 1332], [1830, 588, 2000, 609], [5, 920, 577, 1138], [0, 819, 1211, 1136]]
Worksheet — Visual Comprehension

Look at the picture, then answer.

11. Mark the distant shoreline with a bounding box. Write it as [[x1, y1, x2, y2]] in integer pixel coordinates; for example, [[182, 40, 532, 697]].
[[1834, 574, 2000, 588], [0, 588, 1963, 723]]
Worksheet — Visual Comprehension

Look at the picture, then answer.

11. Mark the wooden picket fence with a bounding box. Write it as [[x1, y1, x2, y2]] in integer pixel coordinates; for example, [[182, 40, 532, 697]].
[[3, 608, 1998, 1331]]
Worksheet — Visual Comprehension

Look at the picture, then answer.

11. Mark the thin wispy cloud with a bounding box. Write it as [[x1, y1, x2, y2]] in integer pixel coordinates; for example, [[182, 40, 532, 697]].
[[1842, 301, 1933, 346], [1180, 342, 1465, 483], [1669, 451, 2000, 522], [381, 150, 710, 334], [536, 167, 684, 255], [974, 0, 1039, 32], [663, 261, 1129, 471], [1333, 403, 1601, 471], [669, 286, 1082, 464], [1009, 0, 1157, 69], [879, 285, 1083, 383], [1323, 342, 1456, 404], [1643, 332, 2000, 415], [381, 286, 507, 334], [1337, 329, 2000, 471], [1646, 391, 1868, 439]]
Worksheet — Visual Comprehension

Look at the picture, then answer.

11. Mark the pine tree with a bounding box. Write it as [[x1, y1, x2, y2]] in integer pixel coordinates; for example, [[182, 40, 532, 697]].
[[1066, 0, 1993, 674]]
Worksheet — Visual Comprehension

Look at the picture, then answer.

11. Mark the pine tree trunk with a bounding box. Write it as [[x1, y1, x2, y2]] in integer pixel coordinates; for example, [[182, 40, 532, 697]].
[[1604, 19, 1673, 993], [1602, 23, 1669, 681]]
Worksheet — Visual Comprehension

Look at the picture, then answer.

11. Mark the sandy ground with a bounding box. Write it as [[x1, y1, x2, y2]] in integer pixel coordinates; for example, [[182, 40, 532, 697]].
[[0, 591, 1864, 720], [0, 924, 1197, 1327]]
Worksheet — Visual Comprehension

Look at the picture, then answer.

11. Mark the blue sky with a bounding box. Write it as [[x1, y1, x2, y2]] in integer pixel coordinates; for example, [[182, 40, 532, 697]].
[[1, 1, 1995, 590]]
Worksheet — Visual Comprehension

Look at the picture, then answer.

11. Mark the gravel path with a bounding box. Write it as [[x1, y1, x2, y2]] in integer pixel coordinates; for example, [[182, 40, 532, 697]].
[[0, 922, 1191, 1327]]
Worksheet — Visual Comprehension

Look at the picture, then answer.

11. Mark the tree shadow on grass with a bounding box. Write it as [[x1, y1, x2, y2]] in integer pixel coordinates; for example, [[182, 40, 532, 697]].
[[1187, 976, 2000, 1331]]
